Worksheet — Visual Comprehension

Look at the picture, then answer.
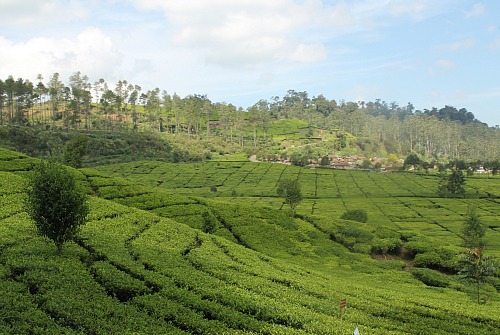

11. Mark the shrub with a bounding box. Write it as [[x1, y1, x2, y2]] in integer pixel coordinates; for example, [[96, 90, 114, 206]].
[[63, 134, 89, 168], [412, 268, 452, 288], [340, 209, 368, 223], [371, 238, 403, 255], [405, 240, 433, 258], [414, 252, 441, 268], [25, 160, 89, 253], [202, 211, 218, 233]]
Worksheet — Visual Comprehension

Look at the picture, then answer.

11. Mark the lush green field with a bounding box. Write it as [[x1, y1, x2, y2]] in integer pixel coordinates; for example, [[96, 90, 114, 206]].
[[1, 147, 500, 334], [94, 160, 500, 257]]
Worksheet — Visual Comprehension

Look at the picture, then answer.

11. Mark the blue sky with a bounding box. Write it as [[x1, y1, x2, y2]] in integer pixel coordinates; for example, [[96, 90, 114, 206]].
[[1, 0, 499, 126]]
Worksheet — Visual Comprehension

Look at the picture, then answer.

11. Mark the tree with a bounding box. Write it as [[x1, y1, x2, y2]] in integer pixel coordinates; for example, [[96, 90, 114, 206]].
[[404, 153, 420, 170], [47, 73, 65, 124], [25, 160, 89, 253], [68, 71, 91, 130], [277, 178, 302, 215], [63, 134, 89, 168], [457, 207, 497, 303], [439, 170, 466, 197], [462, 207, 486, 249], [387, 153, 399, 166], [458, 248, 497, 304]]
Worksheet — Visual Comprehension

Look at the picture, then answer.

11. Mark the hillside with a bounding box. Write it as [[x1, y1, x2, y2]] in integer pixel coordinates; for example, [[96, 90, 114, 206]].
[[93, 160, 500, 257], [1, 147, 500, 334], [2, 73, 500, 164]]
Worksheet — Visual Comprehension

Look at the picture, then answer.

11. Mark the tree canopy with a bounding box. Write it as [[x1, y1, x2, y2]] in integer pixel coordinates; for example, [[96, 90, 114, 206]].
[[1, 72, 499, 164]]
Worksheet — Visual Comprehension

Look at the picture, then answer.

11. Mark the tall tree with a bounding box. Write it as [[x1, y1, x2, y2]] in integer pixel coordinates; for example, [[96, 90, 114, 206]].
[[47, 73, 65, 125], [248, 104, 260, 147], [34, 74, 48, 124], [0, 78, 4, 125], [145, 88, 161, 131], [203, 98, 212, 137], [4, 76, 15, 123], [128, 85, 141, 130], [12, 78, 30, 125], [171, 93, 183, 134], [100, 88, 116, 130], [68, 72, 91, 130]]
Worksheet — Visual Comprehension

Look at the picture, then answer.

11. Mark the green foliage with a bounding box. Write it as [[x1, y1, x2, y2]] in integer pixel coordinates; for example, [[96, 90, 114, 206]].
[[458, 208, 498, 303], [340, 209, 368, 223], [1, 159, 500, 334], [458, 248, 498, 303], [404, 153, 420, 169], [63, 134, 88, 168], [411, 268, 454, 288], [202, 210, 218, 233], [462, 206, 486, 248], [387, 153, 399, 165], [406, 236, 459, 273], [277, 178, 302, 215], [439, 170, 466, 197], [25, 160, 89, 253]]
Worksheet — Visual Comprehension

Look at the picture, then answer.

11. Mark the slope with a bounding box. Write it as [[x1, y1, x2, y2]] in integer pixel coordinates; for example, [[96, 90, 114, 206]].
[[0, 147, 499, 334]]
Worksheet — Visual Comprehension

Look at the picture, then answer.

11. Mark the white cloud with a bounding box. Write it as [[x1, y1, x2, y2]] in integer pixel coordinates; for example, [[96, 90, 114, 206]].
[[0, 28, 120, 81], [129, 0, 427, 68], [465, 3, 485, 19], [439, 39, 476, 51], [388, 1, 428, 17], [290, 44, 327, 63], [125, 0, 447, 70], [490, 38, 500, 50], [436, 59, 455, 69], [487, 25, 499, 33], [0, 0, 89, 26]]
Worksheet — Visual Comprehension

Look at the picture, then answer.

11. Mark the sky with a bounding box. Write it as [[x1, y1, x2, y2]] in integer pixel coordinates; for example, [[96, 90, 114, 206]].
[[1, 0, 499, 126]]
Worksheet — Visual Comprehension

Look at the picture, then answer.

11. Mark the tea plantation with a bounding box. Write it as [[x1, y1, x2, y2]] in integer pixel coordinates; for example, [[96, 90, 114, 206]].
[[1, 148, 499, 334]]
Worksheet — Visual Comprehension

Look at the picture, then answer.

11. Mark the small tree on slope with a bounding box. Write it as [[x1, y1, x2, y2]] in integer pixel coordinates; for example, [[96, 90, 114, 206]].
[[25, 160, 89, 253], [439, 170, 466, 198], [277, 178, 302, 216], [457, 207, 498, 303]]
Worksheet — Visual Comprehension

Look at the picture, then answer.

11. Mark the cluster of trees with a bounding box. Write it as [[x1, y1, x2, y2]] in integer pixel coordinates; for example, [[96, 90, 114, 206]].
[[0, 73, 227, 135], [1, 73, 499, 162], [404, 154, 500, 176]]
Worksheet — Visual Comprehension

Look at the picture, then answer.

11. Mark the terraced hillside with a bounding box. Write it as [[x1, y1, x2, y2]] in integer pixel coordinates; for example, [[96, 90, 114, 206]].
[[94, 160, 500, 257], [1, 148, 499, 334]]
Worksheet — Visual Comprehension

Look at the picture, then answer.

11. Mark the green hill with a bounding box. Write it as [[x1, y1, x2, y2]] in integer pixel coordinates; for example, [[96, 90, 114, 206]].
[[1, 147, 499, 334]]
